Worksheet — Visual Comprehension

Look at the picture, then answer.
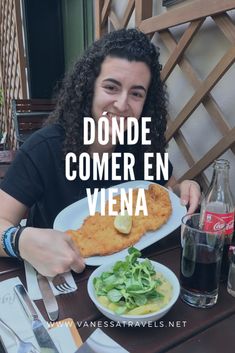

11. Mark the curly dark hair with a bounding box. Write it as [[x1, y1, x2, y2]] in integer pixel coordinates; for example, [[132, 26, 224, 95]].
[[48, 28, 167, 158]]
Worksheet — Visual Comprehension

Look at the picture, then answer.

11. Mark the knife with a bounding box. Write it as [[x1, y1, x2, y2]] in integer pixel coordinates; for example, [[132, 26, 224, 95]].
[[37, 272, 59, 322], [14, 284, 60, 353]]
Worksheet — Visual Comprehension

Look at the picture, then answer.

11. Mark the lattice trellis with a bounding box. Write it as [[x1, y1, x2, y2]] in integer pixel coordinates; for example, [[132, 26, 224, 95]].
[[95, 0, 235, 191], [0, 0, 27, 148]]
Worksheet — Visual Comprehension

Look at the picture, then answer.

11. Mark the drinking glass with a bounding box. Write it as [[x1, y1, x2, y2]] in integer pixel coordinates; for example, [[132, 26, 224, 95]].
[[180, 213, 225, 308]]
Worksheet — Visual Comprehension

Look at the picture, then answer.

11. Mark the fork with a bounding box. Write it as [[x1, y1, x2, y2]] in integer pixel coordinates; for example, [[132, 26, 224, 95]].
[[52, 274, 75, 293], [0, 317, 39, 353]]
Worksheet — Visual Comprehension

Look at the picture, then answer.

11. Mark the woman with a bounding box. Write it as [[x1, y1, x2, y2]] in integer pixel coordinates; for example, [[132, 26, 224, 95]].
[[0, 29, 200, 276]]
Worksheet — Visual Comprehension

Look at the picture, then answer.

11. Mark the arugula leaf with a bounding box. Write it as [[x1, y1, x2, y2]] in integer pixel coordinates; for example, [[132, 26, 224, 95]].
[[107, 289, 123, 302]]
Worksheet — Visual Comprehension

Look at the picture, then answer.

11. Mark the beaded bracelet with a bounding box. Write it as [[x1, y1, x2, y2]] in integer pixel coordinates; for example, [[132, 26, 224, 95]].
[[1, 226, 26, 259], [1, 226, 18, 257]]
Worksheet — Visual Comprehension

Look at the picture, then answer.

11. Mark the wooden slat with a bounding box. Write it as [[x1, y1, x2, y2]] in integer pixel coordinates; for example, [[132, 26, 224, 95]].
[[101, 0, 111, 24], [0, 4, 2, 29], [139, 0, 235, 34], [121, 0, 135, 28], [168, 115, 209, 190], [109, 10, 121, 30], [0, 0, 28, 148], [5, 5, 12, 83], [1, 3, 8, 86], [178, 126, 235, 181], [15, 101, 55, 111], [0, 1, 10, 142], [212, 13, 235, 44], [175, 140, 209, 191], [135, 0, 152, 28], [95, 0, 104, 39], [14, 0, 27, 98], [3, 1, 9, 57], [160, 29, 235, 155], [12, 99, 54, 146], [166, 45, 235, 141], [202, 95, 235, 138], [171, 130, 196, 170], [161, 18, 204, 82], [173, 130, 195, 167]]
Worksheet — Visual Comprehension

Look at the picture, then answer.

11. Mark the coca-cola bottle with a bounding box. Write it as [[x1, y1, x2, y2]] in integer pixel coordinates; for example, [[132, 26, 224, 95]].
[[200, 159, 234, 281]]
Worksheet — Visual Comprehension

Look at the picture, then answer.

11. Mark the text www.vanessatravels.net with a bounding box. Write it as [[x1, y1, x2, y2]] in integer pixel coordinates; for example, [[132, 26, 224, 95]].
[[47, 320, 187, 329]]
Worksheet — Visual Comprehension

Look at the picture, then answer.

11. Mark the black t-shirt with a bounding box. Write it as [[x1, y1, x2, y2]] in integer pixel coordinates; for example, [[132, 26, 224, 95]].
[[0, 124, 173, 228]]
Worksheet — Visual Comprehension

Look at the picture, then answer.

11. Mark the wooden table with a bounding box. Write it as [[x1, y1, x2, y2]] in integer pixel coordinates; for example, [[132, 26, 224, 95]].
[[1, 229, 235, 353]]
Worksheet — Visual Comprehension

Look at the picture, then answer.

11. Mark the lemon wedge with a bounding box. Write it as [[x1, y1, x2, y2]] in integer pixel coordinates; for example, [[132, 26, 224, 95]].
[[114, 210, 132, 234]]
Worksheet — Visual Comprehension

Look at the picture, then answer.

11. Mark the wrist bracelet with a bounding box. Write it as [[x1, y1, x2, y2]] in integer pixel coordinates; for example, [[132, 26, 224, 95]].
[[1, 227, 18, 257], [1, 226, 26, 259], [13, 226, 26, 260]]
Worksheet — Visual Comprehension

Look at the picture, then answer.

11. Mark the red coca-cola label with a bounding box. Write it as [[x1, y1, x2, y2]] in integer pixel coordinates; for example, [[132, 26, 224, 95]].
[[203, 211, 234, 235]]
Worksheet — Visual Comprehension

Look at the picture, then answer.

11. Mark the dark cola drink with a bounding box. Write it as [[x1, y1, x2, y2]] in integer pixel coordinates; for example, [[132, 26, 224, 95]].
[[180, 213, 224, 308], [180, 244, 221, 294], [200, 159, 234, 281]]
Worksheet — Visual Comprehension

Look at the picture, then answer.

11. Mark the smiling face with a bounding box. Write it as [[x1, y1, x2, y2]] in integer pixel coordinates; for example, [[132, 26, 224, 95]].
[[91, 56, 151, 136]]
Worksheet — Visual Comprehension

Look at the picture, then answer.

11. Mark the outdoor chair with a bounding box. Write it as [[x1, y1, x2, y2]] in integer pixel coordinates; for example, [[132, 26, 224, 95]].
[[12, 98, 56, 147]]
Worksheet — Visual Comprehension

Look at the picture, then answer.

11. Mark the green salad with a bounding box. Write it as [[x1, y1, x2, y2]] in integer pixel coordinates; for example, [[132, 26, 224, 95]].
[[93, 247, 173, 315]]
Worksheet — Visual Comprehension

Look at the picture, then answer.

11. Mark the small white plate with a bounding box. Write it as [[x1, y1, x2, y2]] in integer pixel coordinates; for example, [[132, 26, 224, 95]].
[[53, 180, 186, 266], [87, 259, 180, 324]]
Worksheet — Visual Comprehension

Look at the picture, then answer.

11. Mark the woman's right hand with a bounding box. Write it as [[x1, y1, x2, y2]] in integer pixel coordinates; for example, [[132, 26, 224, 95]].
[[19, 227, 85, 277]]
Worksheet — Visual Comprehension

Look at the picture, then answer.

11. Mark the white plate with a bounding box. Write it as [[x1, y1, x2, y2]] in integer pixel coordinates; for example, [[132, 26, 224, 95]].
[[53, 181, 186, 266], [87, 259, 180, 324]]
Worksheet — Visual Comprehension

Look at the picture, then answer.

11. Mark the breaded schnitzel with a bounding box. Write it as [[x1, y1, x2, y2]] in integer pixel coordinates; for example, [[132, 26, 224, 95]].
[[66, 184, 172, 257]]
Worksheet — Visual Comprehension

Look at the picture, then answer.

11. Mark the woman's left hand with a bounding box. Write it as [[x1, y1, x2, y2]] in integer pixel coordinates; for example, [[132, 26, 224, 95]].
[[179, 180, 201, 214]]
